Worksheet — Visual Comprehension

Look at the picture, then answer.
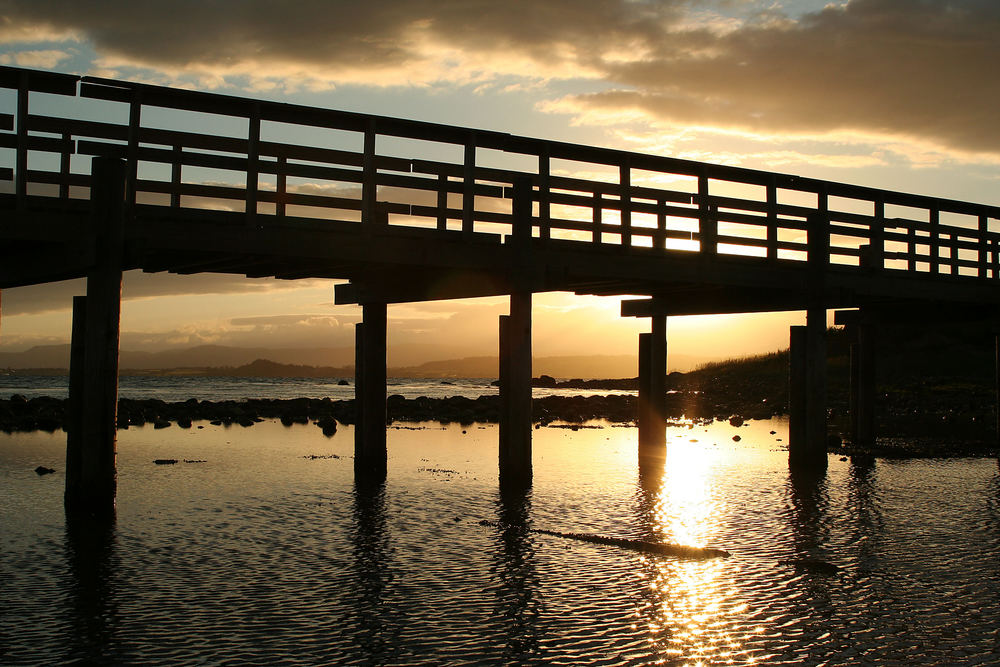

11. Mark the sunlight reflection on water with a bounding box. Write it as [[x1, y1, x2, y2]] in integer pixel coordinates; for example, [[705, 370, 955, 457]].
[[2, 417, 1000, 665]]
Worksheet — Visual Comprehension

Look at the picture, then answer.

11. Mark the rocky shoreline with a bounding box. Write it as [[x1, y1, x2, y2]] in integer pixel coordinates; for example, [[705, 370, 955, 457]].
[[2, 388, 997, 459]]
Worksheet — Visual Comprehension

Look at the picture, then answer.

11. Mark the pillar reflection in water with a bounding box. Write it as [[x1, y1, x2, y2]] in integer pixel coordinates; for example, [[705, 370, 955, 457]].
[[491, 485, 541, 663], [350, 476, 400, 661], [634, 436, 747, 664], [786, 466, 831, 561], [63, 513, 119, 664], [847, 457, 883, 570]]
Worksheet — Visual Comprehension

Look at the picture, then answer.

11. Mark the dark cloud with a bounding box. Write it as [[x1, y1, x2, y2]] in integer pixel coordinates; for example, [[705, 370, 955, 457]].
[[581, 0, 1000, 153], [0, 0, 683, 78], [1, 0, 996, 153]]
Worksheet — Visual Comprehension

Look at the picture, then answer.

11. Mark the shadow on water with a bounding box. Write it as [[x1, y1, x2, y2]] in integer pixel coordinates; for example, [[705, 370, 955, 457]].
[[490, 485, 541, 663], [846, 457, 883, 572], [786, 465, 830, 558], [350, 476, 400, 665], [63, 513, 118, 666]]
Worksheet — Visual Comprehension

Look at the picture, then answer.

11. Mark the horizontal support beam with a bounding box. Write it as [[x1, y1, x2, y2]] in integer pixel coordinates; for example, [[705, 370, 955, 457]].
[[335, 269, 543, 305], [0, 243, 95, 288], [834, 303, 1000, 327], [622, 290, 817, 318]]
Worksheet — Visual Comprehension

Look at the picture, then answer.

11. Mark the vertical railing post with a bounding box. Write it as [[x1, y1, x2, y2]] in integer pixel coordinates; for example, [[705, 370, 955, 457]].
[[766, 177, 778, 261], [698, 170, 716, 257], [463, 135, 476, 237], [170, 145, 182, 209], [538, 147, 550, 242], [808, 192, 830, 276], [511, 177, 533, 249], [15, 71, 28, 210], [362, 119, 377, 227], [246, 102, 261, 227], [656, 199, 666, 250], [125, 91, 141, 217], [619, 159, 631, 249], [929, 208, 940, 275], [592, 191, 602, 245], [436, 172, 448, 231], [59, 132, 71, 201], [275, 154, 287, 218], [872, 198, 885, 271], [907, 224, 916, 272], [979, 214, 989, 280]]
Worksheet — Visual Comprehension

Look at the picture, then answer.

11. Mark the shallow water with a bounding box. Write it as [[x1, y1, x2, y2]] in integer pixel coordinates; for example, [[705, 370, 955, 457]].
[[0, 374, 635, 402], [2, 417, 999, 665]]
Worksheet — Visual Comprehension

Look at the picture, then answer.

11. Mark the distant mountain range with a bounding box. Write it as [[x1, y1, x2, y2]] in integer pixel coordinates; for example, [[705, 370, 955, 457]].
[[0, 343, 708, 377]]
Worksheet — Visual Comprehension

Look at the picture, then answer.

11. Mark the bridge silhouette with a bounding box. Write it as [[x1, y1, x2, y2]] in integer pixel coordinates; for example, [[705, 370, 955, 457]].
[[3, 66, 999, 514]]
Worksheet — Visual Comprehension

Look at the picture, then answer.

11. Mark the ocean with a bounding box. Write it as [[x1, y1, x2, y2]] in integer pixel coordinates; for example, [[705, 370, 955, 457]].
[[0, 374, 634, 403], [2, 376, 999, 665]]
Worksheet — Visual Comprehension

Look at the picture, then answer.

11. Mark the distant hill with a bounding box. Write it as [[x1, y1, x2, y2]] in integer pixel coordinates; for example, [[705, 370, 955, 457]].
[[0, 347, 647, 379], [0, 341, 714, 377]]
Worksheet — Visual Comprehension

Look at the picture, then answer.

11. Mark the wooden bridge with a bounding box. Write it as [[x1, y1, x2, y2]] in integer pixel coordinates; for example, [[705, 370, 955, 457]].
[[3, 66, 999, 514]]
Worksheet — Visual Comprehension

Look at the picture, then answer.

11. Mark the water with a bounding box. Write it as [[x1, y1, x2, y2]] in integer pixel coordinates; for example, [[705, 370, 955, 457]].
[[2, 392, 1000, 664], [0, 374, 635, 402]]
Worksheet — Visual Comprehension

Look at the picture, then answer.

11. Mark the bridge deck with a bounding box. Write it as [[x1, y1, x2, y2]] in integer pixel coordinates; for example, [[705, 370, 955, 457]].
[[2, 64, 1000, 315]]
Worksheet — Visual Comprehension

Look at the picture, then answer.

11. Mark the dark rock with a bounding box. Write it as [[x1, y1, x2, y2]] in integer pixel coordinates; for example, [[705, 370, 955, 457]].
[[337, 379, 349, 386], [177, 418, 192, 429], [153, 420, 171, 429], [34, 466, 55, 475], [732, 435, 741, 442], [153, 459, 178, 465], [534, 375, 557, 388], [316, 417, 338, 436], [729, 416, 745, 427]]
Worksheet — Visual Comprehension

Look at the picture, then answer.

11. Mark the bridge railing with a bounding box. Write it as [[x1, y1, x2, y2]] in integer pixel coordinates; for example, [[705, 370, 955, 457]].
[[3, 65, 1000, 282]]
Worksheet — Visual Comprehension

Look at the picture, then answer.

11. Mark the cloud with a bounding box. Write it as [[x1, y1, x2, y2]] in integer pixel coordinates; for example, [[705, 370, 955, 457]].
[[0, 48, 71, 67], [0, 272, 335, 316], [557, 0, 1000, 155], [0, 0, 682, 89], [10, 1, 1000, 157], [2, 1, 997, 158]]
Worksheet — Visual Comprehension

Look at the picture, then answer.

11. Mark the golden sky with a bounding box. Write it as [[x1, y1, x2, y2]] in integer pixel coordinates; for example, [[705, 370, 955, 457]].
[[1, 0, 998, 369]]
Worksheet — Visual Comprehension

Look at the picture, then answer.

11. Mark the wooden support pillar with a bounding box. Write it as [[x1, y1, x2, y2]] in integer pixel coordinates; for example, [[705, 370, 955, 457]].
[[788, 326, 806, 453], [789, 309, 828, 469], [638, 316, 667, 453], [355, 302, 388, 478], [65, 296, 87, 507], [499, 291, 532, 488], [995, 333, 1000, 452], [66, 157, 126, 516], [850, 312, 876, 447]]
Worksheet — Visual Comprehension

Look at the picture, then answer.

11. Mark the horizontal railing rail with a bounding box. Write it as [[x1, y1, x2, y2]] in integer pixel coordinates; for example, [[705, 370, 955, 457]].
[[3, 64, 1000, 283]]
